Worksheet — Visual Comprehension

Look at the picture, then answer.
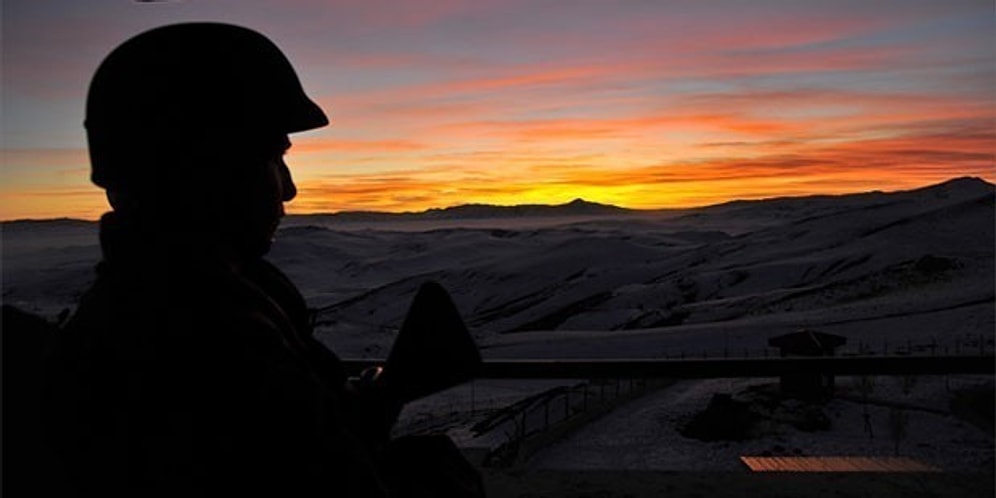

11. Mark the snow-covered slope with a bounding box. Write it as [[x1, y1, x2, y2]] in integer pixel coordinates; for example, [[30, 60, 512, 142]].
[[5, 178, 991, 474], [3, 177, 993, 359], [266, 177, 993, 356], [2, 219, 101, 317]]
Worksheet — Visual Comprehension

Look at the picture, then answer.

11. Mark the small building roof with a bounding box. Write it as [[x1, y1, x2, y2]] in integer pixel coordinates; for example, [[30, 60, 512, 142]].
[[741, 456, 938, 472]]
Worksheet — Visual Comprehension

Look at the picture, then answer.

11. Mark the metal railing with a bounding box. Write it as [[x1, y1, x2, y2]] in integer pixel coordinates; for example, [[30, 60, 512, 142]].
[[342, 354, 994, 379], [354, 354, 994, 468]]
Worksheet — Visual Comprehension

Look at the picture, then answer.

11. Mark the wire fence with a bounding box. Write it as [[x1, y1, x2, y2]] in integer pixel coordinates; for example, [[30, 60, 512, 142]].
[[365, 353, 994, 468], [468, 378, 658, 466]]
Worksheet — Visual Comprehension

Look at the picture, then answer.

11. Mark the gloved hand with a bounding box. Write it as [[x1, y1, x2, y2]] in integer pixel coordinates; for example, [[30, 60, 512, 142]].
[[344, 366, 403, 449]]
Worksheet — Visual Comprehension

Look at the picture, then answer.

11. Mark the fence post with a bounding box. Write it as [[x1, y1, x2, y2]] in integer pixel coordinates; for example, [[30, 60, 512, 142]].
[[544, 398, 550, 430]]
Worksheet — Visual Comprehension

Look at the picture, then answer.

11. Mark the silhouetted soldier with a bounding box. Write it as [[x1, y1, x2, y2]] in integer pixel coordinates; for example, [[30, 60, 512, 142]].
[[43, 23, 482, 497]]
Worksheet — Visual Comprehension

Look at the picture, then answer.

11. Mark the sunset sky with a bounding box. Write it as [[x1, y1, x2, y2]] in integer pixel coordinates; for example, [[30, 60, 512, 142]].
[[2, 0, 994, 220]]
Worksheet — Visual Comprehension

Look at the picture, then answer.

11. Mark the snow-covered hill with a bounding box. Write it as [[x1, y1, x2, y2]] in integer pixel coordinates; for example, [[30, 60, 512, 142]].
[[3, 177, 993, 359], [265, 177, 994, 357], [5, 177, 991, 474]]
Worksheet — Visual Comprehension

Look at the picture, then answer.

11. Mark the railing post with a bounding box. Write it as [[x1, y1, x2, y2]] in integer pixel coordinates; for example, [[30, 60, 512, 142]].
[[544, 398, 549, 430], [519, 411, 526, 439]]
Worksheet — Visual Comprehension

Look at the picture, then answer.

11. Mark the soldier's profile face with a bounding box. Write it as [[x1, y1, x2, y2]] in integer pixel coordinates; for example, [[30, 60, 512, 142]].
[[257, 134, 295, 246], [221, 133, 295, 257], [265, 136, 296, 234]]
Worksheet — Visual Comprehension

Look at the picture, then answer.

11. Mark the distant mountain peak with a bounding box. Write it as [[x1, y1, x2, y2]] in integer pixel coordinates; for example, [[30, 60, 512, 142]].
[[425, 197, 629, 219], [932, 176, 992, 189], [911, 176, 994, 197], [293, 197, 631, 222]]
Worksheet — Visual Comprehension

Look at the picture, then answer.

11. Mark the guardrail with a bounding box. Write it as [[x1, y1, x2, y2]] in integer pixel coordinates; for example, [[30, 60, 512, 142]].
[[367, 354, 993, 469], [341, 355, 995, 379]]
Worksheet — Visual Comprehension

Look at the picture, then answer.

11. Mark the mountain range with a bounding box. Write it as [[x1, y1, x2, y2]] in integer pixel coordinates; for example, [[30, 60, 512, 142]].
[[264, 176, 995, 355], [4, 176, 993, 358]]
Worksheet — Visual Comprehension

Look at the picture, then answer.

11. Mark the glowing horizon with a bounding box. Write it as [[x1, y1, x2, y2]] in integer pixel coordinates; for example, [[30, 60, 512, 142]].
[[2, 1, 993, 221], [3, 172, 990, 222]]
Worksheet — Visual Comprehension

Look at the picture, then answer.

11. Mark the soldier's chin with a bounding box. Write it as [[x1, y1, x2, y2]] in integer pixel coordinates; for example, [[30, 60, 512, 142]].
[[246, 221, 279, 257], [232, 233, 274, 260], [252, 237, 274, 257]]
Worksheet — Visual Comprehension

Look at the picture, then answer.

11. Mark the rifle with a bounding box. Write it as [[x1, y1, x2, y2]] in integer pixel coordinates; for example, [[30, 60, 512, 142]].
[[357, 281, 482, 405]]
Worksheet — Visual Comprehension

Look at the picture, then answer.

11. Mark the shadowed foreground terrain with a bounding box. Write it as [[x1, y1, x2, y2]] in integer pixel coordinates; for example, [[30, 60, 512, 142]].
[[3, 177, 993, 495], [479, 469, 994, 498]]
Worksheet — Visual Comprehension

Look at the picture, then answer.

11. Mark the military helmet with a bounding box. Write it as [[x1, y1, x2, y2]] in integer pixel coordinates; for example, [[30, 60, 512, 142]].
[[86, 23, 328, 190]]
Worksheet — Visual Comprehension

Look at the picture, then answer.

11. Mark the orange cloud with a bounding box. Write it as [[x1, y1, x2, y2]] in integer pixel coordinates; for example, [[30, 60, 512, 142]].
[[293, 138, 428, 154], [284, 111, 994, 215], [0, 188, 106, 220]]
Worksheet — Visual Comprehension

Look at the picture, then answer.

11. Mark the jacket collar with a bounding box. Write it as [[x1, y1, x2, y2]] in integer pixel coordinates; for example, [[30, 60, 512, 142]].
[[98, 211, 240, 269]]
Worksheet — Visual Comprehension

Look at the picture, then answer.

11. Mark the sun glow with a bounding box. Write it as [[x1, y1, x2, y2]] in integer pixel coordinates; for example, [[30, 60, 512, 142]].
[[2, 1, 993, 220]]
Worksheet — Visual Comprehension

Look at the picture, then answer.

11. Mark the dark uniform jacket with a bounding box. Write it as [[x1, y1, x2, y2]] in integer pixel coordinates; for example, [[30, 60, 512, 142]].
[[43, 213, 387, 497]]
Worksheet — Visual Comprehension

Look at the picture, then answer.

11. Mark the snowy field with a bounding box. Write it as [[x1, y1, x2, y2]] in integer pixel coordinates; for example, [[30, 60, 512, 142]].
[[3, 177, 994, 475], [529, 375, 994, 472]]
